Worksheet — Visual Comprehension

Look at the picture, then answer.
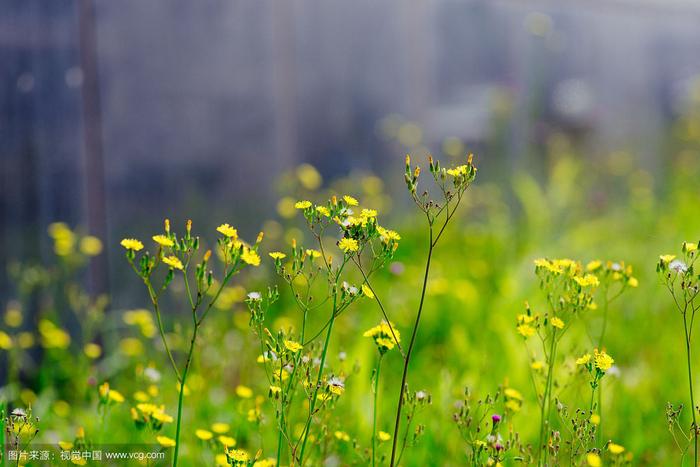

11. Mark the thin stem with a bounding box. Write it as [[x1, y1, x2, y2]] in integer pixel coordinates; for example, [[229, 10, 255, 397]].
[[297, 291, 338, 464], [173, 323, 198, 467], [145, 280, 181, 382], [539, 331, 557, 466], [372, 355, 383, 467], [684, 313, 698, 467], [389, 228, 433, 467]]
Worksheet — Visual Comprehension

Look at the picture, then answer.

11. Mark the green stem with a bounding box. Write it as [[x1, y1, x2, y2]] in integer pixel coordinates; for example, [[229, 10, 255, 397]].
[[390, 229, 433, 467], [298, 292, 338, 464], [173, 324, 198, 467], [372, 355, 383, 467], [684, 315, 698, 467], [539, 331, 557, 466]]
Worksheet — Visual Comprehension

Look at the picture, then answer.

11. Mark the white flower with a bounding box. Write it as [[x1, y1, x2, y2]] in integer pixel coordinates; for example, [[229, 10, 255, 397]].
[[669, 260, 688, 273], [144, 367, 162, 382], [247, 291, 262, 301]]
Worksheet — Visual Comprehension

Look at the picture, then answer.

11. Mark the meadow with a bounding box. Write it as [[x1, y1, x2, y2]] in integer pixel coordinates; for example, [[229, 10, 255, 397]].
[[2, 116, 700, 467]]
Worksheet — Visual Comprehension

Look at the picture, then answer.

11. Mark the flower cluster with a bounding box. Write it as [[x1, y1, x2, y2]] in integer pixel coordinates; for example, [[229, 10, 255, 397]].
[[363, 321, 401, 354]]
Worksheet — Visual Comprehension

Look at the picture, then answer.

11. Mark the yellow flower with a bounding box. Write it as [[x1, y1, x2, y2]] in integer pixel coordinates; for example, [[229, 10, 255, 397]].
[[378, 431, 391, 442], [80, 236, 103, 256], [586, 260, 602, 272], [5, 306, 22, 327], [108, 390, 125, 403], [269, 252, 286, 260], [236, 385, 253, 398], [227, 448, 248, 462], [84, 343, 102, 359], [574, 274, 599, 287], [608, 443, 625, 454], [684, 242, 698, 253], [152, 235, 174, 247], [576, 354, 591, 365], [531, 360, 545, 370], [504, 388, 523, 401], [217, 223, 238, 238], [305, 249, 322, 258], [343, 195, 359, 206], [211, 422, 230, 434], [284, 340, 303, 353], [316, 205, 330, 217], [364, 322, 400, 352], [360, 208, 377, 218], [659, 254, 676, 263], [338, 238, 359, 253], [162, 255, 184, 270], [156, 436, 176, 447], [219, 435, 236, 447], [151, 410, 173, 423], [590, 413, 601, 425], [0, 331, 12, 350], [58, 441, 74, 450], [516, 324, 535, 337], [334, 430, 350, 441], [269, 386, 282, 396], [594, 349, 614, 371], [586, 452, 601, 467], [120, 238, 143, 251], [550, 317, 564, 329], [361, 284, 374, 299], [241, 248, 261, 266], [195, 429, 213, 441], [294, 200, 312, 209], [628, 277, 639, 287]]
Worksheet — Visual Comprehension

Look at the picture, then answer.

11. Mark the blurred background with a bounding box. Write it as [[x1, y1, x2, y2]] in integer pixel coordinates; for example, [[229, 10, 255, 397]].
[[3, 0, 700, 304]]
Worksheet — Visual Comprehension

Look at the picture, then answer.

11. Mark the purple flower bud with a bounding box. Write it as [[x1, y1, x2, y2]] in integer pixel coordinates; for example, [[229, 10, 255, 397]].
[[495, 442, 504, 451], [492, 414, 502, 425]]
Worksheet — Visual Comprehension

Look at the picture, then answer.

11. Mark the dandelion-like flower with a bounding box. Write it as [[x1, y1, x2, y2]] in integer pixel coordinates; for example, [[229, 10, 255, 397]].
[[284, 340, 303, 353], [241, 248, 261, 266], [338, 238, 359, 253], [343, 195, 359, 206], [121, 238, 144, 251], [217, 224, 238, 238], [152, 235, 174, 247], [162, 255, 184, 270], [363, 321, 400, 353], [294, 200, 312, 209]]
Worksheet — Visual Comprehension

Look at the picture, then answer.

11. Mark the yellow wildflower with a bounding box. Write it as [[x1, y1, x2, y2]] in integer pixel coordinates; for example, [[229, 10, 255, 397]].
[[195, 429, 213, 441], [219, 435, 237, 447], [343, 195, 359, 206], [120, 238, 143, 251], [294, 200, 312, 209], [152, 235, 174, 247], [684, 242, 698, 253], [504, 388, 523, 401], [586, 260, 602, 272], [586, 452, 601, 467], [305, 249, 322, 258], [334, 430, 350, 441], [315, 206, 330, 217], [550, 317, 564, 329], [594, 349, 614, 371], [269, 252, 286, 260], [361, 284, 375, 299], [576, 354, 591, 365], [217, 224, 238, 238], [590, 413, 601, 425], [241, 248, 261, 266], [574, 274, 599, 287], [162, 255, 184, 270], [608, 443, 625, 454], [284, 340, 303, 353], [516, 324, 535, 337], [628, 277, 639, 287], [236, 385, 253, 398], [659, 254, 676, 263], [378, 431, 391, 442], [338, 238, 359, 253], [80, 236, 103, 256], [227, 448, 248, 462], [156, 436, 176, 447], [84, 343, 101, 359], [0, 331, 12, 350]]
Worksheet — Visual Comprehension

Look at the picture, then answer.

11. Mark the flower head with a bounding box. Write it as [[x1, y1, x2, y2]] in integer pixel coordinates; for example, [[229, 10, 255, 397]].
[[594, 349, 614, 372], [284, 340, 303, 353], [121, 238, 143, 251], [343, 195, 359, 206], [294, 200, 312, 209], [338, 238, 359, 253], [217, 224, 238, 238], [152, 235, 174, 247], [241, 248, 261, 266], [162, 255, 184, 270], [364, 321, 400, 353]]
